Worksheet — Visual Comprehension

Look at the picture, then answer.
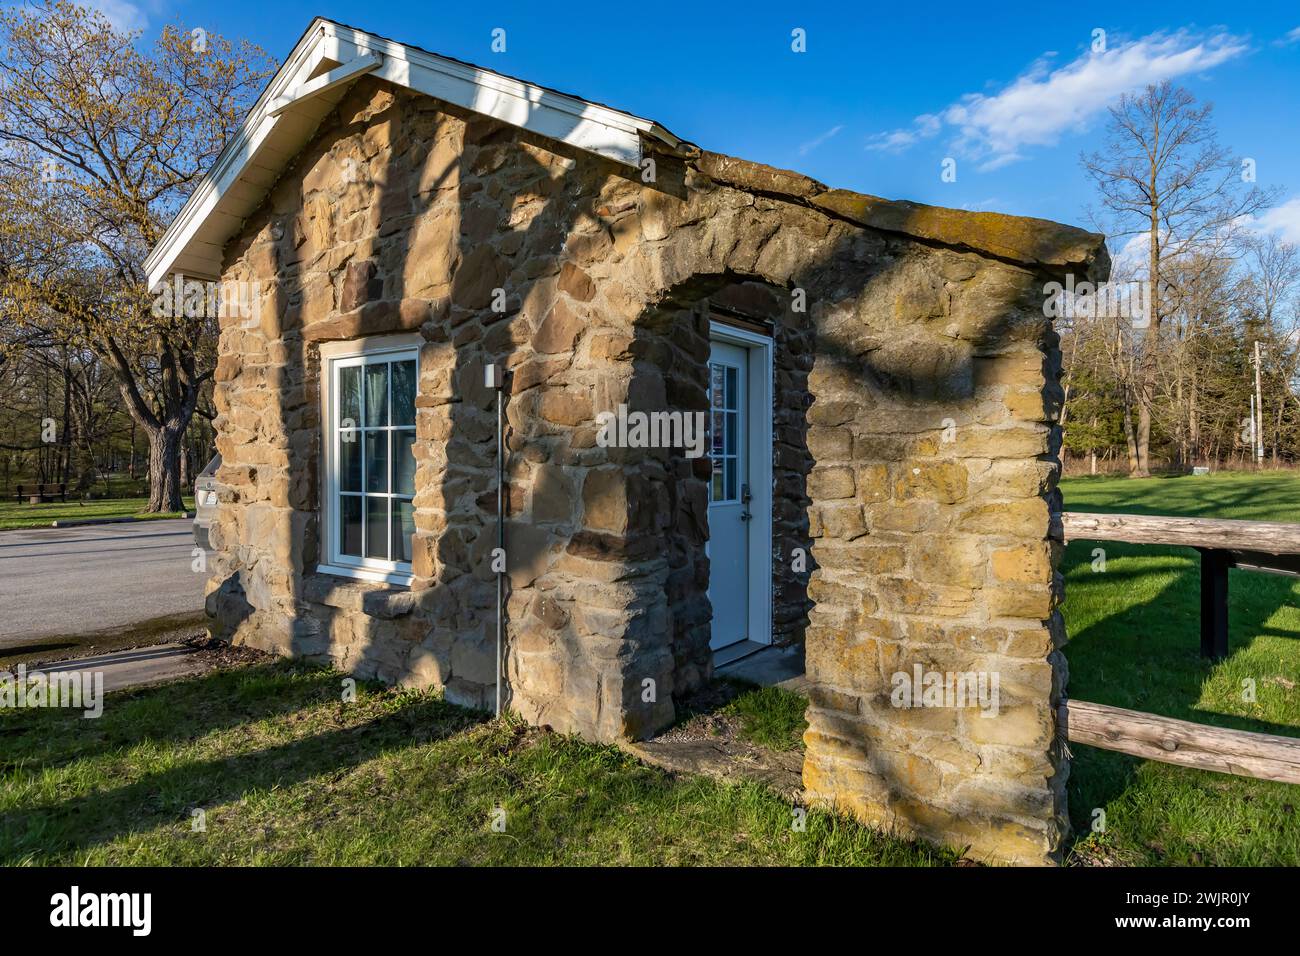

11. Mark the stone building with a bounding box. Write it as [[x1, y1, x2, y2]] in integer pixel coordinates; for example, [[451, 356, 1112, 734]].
[[145, 19, 1108, 864]]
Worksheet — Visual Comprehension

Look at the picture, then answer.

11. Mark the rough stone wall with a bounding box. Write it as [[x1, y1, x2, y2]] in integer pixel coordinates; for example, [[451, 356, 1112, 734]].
[[205, 75, 1106, 864]]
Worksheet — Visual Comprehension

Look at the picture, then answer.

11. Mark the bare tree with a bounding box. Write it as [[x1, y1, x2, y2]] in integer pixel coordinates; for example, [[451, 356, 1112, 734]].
[[1239, 235, 1300, 463], [1082, 81, 1277, 476]]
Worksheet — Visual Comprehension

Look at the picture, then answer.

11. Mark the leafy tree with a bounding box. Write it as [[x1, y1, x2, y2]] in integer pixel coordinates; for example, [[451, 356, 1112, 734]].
[[0, 1, 274, 509]]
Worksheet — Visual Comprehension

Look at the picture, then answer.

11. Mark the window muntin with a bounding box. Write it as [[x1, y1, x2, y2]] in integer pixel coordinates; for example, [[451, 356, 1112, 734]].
[[326, 344, 418, 582], [709, 360, 741, 503]]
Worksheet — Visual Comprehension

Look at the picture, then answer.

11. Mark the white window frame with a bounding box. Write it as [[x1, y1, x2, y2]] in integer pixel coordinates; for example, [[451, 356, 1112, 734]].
[[318, 333, 422, 586]]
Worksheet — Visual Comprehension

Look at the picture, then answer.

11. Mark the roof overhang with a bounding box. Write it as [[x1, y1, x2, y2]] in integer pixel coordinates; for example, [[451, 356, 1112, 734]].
[[144, 18, 684, 290]]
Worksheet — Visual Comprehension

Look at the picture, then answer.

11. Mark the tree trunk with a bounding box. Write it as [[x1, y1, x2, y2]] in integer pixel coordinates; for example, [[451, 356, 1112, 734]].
[[1122, 398, 1141, 476], [146, 425, 185, 513], [1134, 190, 1160, 478], [60, 351, 72, 485]]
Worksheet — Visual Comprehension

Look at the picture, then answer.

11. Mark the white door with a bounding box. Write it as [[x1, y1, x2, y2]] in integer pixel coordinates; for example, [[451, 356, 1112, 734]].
[[707, 341, 753, 650]]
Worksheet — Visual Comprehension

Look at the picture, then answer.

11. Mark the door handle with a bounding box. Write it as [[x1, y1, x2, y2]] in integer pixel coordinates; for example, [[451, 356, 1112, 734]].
[[740, 483, 752, 522]]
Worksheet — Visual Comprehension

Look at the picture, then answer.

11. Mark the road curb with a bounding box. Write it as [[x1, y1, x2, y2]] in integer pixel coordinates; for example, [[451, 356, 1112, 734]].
[[47, 513, 195, 529]]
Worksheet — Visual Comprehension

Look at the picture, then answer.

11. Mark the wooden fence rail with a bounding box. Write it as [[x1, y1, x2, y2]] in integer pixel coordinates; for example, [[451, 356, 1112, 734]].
[[1059, 510, 1300, 784], [1061, 511, 1300, 659], [1062, 699, 1300, 785], [1060, 511, 1300, 554]]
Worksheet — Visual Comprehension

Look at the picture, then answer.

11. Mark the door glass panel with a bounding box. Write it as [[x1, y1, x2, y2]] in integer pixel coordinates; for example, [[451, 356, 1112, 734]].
[[708, 360, 741, 504]]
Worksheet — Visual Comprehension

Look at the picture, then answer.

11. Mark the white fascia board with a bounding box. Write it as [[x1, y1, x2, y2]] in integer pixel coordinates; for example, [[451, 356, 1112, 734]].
[[329, 23, 667, 166], [144, 20, 337, 289], [145, 111, 284, 289], [146, 18, 682, 290]]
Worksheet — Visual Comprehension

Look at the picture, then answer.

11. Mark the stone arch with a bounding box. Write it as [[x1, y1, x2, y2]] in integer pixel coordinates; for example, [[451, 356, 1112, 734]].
[[499, 154, 1099, 864]]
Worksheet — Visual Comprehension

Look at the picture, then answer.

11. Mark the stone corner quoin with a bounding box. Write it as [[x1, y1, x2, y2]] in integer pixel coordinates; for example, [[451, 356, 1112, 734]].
[[199, 75, 1110, 867]]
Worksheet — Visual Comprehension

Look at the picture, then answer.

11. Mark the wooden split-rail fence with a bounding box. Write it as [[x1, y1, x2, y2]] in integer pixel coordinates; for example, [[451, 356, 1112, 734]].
[[1058, 510, 1300, 785]]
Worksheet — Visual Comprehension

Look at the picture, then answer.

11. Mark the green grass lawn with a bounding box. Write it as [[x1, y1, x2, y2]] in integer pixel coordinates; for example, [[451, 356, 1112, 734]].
[[1059, 472, 1300, 865], [0, 663, 950, 866], [0, 497, 193, 531], [3, 471, 1296, 867], [723, 684, 809, 751]]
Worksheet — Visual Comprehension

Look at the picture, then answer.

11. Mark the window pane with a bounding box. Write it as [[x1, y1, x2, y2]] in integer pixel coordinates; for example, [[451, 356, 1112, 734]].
[[339, 365, 361, 426], [392, 429, 416, 496], [391, 499, 414, 564], [340, 430, 361, 492], [365, 431, 388, 493], [364, 363, 389, 427], [340, 495, 362, 557], [710, 364, 724, 408], [725, 366, 738, 410], [711, 458, 723, 501], [725, 459, 737, 501], [365, 496, 388, 560], [724, 412, 737, 456], [391, 360, 416, 426], [711, 411, 724, 456]]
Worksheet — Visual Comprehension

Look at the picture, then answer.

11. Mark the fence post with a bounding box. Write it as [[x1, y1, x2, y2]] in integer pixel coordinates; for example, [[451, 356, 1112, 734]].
[[1198, 547, 1229, 660]]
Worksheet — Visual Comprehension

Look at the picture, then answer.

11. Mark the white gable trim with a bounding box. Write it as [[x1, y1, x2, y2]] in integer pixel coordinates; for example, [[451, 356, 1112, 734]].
[[144, 18, 684, 290], [269, 53, 384, 116]]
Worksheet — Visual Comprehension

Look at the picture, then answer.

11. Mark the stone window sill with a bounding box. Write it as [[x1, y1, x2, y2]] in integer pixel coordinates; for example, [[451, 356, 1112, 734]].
[[303, 570, 418, 619]]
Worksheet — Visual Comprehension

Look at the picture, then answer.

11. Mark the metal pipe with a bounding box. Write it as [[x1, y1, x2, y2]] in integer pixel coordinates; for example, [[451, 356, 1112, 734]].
[[495, 383, 504, 718]]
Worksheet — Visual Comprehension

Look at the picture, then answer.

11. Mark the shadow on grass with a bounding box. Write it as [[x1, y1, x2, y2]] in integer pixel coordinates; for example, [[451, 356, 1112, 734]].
[[0, 660, 485, 862], [1061, 473, 1300, 523], [1060, 537, 1300, 845], [2, 661, 353, 772]]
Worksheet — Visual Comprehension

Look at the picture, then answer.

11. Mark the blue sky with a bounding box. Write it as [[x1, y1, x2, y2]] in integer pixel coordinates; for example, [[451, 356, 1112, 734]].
[[101, 0, 1300, 244]]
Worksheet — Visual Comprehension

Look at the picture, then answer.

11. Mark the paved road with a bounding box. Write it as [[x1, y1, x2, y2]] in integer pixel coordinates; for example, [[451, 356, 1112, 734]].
[[0, 519, 208, 649], [43, 642, 207, 692]]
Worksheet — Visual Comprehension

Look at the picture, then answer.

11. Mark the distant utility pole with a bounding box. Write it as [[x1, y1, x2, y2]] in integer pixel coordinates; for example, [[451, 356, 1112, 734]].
[[1253, 341, 1265, 466]]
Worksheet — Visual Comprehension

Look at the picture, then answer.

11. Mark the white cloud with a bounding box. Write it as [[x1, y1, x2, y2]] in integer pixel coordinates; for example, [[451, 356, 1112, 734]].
[[1276, 27, 1300, 47], [82, 0, 151, 32], [797, 124, 844, 156], [957, 197, 1008, 213], [1254, 196, 1300, 245], [868, 30, 1249, 170], [1109, 233, 1151, 278]]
